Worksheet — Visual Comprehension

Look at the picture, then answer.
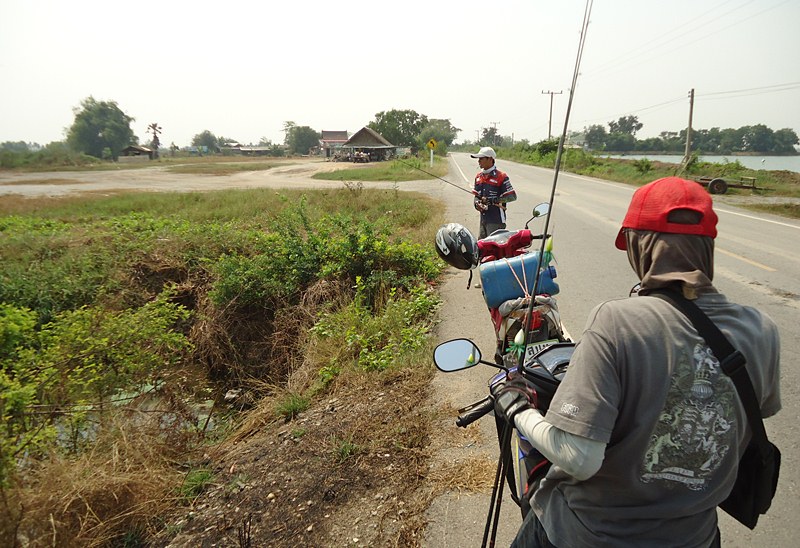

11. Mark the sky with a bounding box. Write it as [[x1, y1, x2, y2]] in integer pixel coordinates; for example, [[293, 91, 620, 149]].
[[2, 0, 799, 148]]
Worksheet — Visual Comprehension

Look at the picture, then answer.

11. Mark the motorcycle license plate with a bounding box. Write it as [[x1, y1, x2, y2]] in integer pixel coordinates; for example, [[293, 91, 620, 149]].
[[523, 340, 559, 367]]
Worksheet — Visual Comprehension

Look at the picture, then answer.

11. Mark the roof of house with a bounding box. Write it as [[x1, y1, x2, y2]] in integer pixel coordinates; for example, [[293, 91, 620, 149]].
[[344, 127, 394, 147], [122, 145, 153, 153], [321, 130, 349, 142]]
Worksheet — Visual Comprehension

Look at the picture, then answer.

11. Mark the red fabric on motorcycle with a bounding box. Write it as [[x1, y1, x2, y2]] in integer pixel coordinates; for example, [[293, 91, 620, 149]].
[[478, 229, 533, 263]]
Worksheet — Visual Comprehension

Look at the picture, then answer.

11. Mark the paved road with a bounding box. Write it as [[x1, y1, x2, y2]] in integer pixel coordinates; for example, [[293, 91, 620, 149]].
[[426, 153, 799, 547]]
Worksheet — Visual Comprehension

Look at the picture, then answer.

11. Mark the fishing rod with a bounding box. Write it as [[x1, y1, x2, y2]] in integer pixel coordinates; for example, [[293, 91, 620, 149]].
[[483, 2, 594, 546], [529, 0, 594, 308], [393, 157, 475, 195]]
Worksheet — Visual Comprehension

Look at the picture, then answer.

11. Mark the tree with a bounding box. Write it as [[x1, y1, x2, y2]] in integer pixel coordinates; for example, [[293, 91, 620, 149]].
[[368, 109, 429, 148], [283, 123, 320, 155], [771, 128, 799, 154], [146, 123, 162, 159], [191, 130, 219, 153], [418, 118, 461, 155], [718, 128, 744, 154], [66, 97, 135, 160], [583, 124, 607, 150], [608, 115, 643, 136], [605, 133, 636, 152], [741, 124, 774, 153], [1, 141, 30, 153], [480, 126, 500, 147]]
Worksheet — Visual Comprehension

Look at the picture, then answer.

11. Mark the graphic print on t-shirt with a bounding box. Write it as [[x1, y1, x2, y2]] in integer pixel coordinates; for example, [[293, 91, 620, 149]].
[[640, 343, 737, 490]]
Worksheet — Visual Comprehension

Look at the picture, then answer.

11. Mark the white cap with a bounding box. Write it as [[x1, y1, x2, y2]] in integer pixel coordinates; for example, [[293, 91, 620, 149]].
[[470, 146, 496, 159]]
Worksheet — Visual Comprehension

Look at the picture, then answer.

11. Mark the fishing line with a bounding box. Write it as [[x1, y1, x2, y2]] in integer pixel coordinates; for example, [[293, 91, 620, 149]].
[[393, 157, 474, 195], [485, 2, 595, 545], [535, 0, 593, 275]]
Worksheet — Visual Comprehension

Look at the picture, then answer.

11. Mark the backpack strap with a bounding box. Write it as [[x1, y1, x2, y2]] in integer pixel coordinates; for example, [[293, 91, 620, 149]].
[[648, 290, 771, 453]]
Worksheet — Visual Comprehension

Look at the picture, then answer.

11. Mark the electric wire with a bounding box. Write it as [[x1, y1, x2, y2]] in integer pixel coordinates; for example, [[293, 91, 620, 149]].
[[584, 0, 754, 79], [584, 0, 790, 82]]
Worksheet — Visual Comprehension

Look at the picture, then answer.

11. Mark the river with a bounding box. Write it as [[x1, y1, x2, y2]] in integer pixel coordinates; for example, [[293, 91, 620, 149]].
[[601, 154, 800, 173]]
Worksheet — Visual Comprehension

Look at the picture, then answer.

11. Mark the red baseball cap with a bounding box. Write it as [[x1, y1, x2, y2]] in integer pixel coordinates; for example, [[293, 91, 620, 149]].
[[615, 177, 718, 250]]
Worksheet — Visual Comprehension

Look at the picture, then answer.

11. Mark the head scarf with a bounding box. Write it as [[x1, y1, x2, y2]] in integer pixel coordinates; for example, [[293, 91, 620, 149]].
[[625, 229, 717, 299]]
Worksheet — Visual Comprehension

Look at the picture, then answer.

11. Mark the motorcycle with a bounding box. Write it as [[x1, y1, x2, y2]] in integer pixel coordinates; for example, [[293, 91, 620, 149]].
[[433, 203, 574, 542]]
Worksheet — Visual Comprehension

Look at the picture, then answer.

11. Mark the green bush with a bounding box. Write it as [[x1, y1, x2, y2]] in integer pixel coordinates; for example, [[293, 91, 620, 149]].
[[209, 213, 441, 311], [311, 284, 440, 374], [0, 292, 191, 483], [633, 158, 653, 174]]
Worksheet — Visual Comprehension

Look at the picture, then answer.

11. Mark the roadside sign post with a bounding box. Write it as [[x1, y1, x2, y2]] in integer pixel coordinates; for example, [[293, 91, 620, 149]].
[[427, 138, 437, 167]]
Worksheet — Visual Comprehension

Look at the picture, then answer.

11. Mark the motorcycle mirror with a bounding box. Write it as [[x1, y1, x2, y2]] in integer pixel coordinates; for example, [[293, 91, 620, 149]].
[[433, 338, 485, 372], [525, 202, 551, 229], [531, 202, 550, 218]]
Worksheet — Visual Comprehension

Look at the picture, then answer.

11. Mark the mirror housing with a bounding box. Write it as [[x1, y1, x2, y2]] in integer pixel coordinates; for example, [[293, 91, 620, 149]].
[[531, 202, 550, 218], [433, 339, 483, 372]]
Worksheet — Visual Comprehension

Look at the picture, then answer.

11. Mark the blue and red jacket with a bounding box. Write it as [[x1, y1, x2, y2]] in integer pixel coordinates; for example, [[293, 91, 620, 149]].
[[473, 167, 516, 224]]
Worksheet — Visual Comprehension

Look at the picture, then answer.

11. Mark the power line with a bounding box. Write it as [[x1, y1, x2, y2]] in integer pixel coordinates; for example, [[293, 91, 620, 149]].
[[573, 79, 800, 129], [584, 0, 790, 81], [585, 0, 747, 77], [574, 95, 686, 127], [698, 81, 800, 98]]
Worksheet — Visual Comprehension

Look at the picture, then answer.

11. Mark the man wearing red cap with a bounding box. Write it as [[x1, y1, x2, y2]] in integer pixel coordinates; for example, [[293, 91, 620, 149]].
[[471, 146, 517, 239], [494, 177, 781, 547]]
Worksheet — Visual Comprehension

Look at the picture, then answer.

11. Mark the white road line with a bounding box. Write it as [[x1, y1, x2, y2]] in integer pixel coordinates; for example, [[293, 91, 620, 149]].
[[453, 159, 470, 183], [715, 207, 800, 230]]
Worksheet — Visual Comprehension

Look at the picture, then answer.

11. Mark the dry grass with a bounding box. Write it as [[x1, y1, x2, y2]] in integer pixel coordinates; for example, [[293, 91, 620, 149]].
[[2, 403, 198, 547], [152, 342, 440, 547]]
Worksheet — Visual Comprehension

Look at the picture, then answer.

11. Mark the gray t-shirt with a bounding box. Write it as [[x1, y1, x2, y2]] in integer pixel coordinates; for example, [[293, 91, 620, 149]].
[[533, 292, 781, 548]]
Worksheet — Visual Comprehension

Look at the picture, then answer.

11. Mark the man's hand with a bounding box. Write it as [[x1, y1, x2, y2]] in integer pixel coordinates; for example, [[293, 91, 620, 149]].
[[493, 376, 538, 423]]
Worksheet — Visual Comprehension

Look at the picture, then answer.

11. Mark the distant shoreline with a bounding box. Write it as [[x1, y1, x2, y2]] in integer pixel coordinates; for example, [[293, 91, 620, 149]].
[[603, 151, 799, 157]]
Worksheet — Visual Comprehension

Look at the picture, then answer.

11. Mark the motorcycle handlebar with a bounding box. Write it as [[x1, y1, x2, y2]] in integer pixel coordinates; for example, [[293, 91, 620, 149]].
[[455, 397, 495, 428]]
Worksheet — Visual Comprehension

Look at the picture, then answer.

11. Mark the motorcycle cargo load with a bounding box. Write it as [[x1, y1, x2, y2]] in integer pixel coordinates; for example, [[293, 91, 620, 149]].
[[478, 251, 559, 308]]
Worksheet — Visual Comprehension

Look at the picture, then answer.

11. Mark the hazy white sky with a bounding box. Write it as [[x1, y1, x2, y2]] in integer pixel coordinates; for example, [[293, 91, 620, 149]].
[[2, 0, 799, 148]]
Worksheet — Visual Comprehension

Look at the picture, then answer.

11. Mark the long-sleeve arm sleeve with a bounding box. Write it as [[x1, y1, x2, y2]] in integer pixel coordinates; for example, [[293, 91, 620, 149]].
[[513, 408, 606, 481]]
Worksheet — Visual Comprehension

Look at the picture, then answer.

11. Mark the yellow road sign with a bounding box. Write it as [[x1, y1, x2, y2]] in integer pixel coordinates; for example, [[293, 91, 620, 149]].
[[427, 138, 437, 150]]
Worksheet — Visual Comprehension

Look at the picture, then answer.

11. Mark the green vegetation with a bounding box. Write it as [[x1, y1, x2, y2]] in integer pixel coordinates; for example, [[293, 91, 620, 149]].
[[0, 186, 444, 545], [583, 120, 799, 155], [0, 141, 101, 170], [66, 97, 136, 160], [179, 468, 214, 502], [495, 143, 800, 203], [312, 156, 449, 182], [332, 436, 361, 464], [283, 121, 321, 155]]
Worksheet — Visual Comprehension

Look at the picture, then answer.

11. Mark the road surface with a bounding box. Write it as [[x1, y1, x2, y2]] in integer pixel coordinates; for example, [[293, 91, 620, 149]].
[[425, 153, 799, 547]]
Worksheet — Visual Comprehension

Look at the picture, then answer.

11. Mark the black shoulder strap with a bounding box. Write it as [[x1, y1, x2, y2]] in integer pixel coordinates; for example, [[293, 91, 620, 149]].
[[649, 290, 771, 452]]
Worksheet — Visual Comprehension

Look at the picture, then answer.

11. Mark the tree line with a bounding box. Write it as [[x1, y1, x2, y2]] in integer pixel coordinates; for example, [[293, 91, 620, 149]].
[[1, 98, 461, 167], [582, 115, 799, 155], [5, 98, 795, 164]]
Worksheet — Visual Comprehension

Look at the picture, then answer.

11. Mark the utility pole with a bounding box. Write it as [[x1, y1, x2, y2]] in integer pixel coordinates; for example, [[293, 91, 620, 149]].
[[683, 88, 695, 168], [542, 90, 563, 139], [490, 122, 499, 146]]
